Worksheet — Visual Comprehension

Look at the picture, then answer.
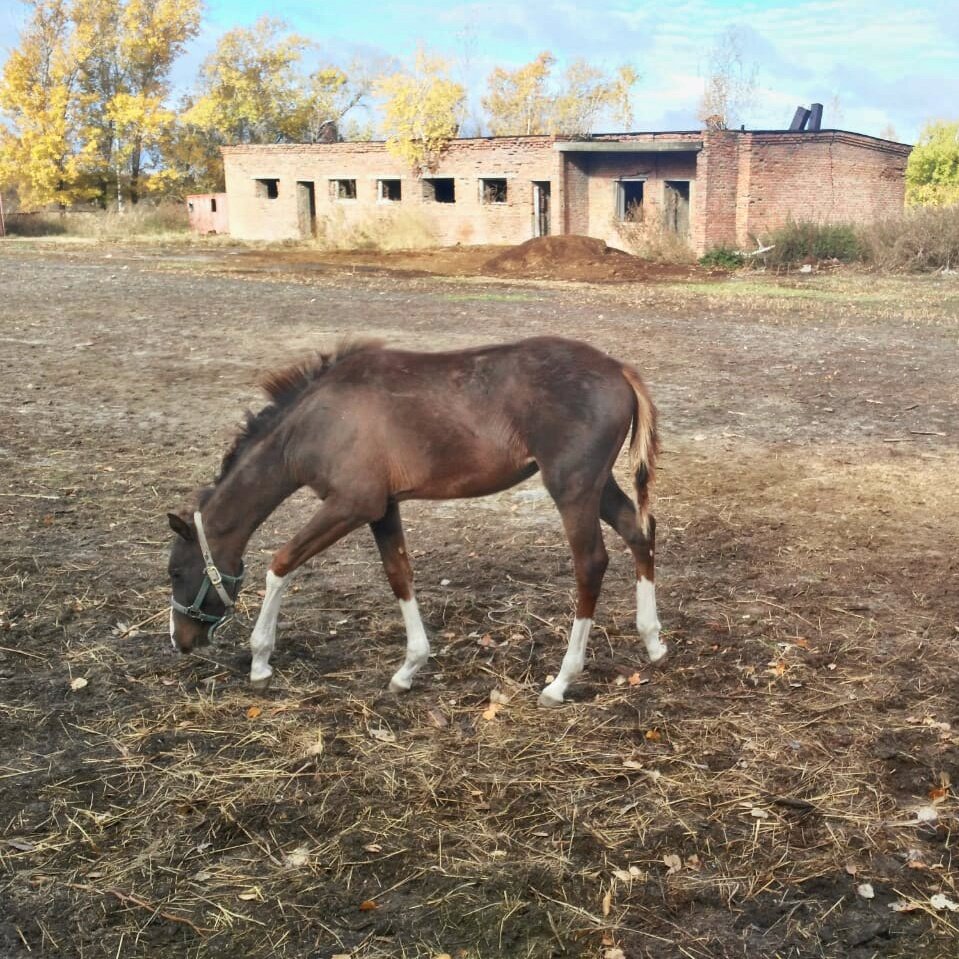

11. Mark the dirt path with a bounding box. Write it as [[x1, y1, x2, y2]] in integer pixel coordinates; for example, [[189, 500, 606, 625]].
[[1, 246, 958, 958]]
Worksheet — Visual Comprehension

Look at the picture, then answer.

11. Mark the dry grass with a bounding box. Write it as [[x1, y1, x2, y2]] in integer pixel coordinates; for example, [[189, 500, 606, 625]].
[[3, 202, 189, 239], [314, 207, 437, 252], [611, 215, 696, 265]]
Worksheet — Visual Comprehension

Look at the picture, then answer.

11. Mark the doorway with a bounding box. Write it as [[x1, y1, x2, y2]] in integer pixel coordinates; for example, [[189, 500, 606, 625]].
[[663, 180, 691, 236], [296, 181, 317, 237], [532, 181, 551, 237]]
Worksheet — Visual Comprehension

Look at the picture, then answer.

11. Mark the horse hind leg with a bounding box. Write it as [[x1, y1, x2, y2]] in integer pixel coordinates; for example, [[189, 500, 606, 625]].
[[370, 500, 430, 693], [539, 493, 609, 707], [600, 475, 666, 664]]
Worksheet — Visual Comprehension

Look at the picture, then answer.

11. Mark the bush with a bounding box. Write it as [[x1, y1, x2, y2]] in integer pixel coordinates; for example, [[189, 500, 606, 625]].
[[699, 246, 744, 270], [761, 220, 863, 268], [859, 204, 959, 272], [613, 214, 696, 265]]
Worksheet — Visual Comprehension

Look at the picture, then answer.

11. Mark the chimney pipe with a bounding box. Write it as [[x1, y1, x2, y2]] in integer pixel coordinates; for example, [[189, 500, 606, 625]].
[[808, 103, 823, 131], [789, 106, 810, 131]]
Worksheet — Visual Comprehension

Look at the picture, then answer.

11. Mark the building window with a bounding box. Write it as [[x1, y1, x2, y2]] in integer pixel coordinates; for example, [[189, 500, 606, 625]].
[[210, 198, 217, 213], [331, 178, 357, 200], [480, 178, 508, 204], [423, 177, 455, 203], [256, 178, 279, 200], [378, 179, 402, 202], [616, 179, 645, 221]]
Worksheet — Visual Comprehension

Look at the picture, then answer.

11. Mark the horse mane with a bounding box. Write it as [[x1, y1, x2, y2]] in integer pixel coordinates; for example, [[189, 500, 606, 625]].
[[216, 339, 383, 483]]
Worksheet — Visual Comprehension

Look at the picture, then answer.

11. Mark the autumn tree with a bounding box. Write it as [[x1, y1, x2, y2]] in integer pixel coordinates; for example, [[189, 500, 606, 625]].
[[376, 48, 465, 171], [697, 27, 757, 130], [482, 52, 638, 136], [483, 51, 554, 136], [0, 0, 94, 208], [552, 61, 638, 135], [73, 0, 201, 206], [905, 120, 959, 206]]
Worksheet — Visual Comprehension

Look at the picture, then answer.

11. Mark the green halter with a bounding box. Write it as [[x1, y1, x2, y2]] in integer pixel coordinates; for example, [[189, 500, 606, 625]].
[[170, 511, 244, 637]]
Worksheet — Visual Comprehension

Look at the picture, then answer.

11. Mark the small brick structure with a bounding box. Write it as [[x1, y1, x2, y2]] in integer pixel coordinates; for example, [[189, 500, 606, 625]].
[[186, 193, 229, 235], [220, 130, 910, 255]]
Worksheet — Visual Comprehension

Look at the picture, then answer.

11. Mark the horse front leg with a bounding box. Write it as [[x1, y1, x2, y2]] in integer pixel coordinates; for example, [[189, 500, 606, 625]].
[[370, 500, 430, 692], [248, 498, 374, 690]]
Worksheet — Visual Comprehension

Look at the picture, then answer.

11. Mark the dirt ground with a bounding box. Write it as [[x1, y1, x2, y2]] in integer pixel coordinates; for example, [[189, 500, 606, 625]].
[[2, 241, 959, 959]]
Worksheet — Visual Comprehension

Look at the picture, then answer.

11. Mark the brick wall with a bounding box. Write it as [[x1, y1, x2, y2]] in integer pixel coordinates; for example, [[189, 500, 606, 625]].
[[222, 138, 559, 245], [186, 193, 229, 235], [221, 130, 910, 255], [739, 132, 909, 241]]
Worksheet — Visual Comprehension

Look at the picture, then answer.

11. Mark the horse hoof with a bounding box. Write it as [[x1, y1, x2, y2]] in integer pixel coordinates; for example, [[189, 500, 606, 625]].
[[250, 674, 272, 692], [646, 644, 668, 666], [538, 689, 564, 708], [388, 677, 411, 694]]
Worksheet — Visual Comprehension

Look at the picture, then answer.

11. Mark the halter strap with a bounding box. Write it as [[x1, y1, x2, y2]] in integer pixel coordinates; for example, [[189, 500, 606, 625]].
[[194, 511, 237, 609]]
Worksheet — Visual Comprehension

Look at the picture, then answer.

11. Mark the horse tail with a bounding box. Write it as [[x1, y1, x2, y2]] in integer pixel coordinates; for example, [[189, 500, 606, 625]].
[[621, 365, 659, 536]]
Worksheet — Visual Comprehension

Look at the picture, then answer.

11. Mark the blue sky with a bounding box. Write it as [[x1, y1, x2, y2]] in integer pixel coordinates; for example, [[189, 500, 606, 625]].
[[2, 0, 957, 141]]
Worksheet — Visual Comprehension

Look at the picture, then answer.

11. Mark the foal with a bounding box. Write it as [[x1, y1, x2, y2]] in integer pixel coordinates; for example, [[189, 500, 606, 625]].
[[167, 337, 664, 706]]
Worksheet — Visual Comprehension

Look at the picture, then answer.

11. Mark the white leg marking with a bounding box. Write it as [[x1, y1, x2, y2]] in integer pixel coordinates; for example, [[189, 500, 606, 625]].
[[169, 609, 177, 650], [389, 597, 431, 692], [637, 576, 667, 663], [539, 617, 592, 707], [250, 570, 289, 684]]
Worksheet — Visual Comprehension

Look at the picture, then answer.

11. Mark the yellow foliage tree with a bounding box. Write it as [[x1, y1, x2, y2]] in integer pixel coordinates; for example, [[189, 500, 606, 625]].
[[483, 51, 555, 136], [0, 0, 97, 208], [376, 48, 465, 171], [72, 0, 200, 206], [906, 120, 959, 206], [482, 52, 638, 137]]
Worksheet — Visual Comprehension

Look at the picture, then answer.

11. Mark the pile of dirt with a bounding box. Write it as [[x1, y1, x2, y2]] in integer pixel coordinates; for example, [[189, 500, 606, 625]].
[[482, 234, 706, 283]]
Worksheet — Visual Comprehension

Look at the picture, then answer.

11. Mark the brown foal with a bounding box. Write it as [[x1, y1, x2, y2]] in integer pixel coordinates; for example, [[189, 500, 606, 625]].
[[166, 336, 664, 706]]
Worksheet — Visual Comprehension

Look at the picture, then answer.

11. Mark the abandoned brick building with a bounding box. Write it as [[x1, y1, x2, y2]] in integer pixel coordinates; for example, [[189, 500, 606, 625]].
[[219, 127, 911, 255]]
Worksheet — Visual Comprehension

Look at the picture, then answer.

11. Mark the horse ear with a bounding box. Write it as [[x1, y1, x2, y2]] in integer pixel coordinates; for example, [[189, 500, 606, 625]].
[[167, 512, 195, 542]]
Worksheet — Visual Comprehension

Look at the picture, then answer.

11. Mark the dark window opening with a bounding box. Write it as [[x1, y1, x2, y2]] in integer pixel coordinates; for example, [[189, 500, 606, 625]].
[[332, 178, 357, 200], [616, 180, 644, 221], [663, 180, 691, 236], [424, 178, 455, 203], [256, 178, 279, 199], [210, 198, 217, 212], [378, 179, 402, 201], [481, 178, 507, 203]]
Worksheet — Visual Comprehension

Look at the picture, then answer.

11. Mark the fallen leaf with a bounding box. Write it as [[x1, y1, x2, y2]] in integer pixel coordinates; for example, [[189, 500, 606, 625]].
[[238, 890, 259, 901], [304, 732, 324, 757], [477, 633, 496, 648], [663, 854, 682, 875], [489, 689, 511, 705], [767, 660, 787, 676], [611, 868, 633, 882], [284, 846, 310, 867], [246, 705, 262, 719], [601, 888, 612, 917], [686, 854, 702, 871], [358, 899, 378, 911], [930, 893, 959, 912], [915, 805, 938, 823], [928, 786, 948, 803], [627, 672, 646, 686], [481, 702, 502, 721], [69, 677, 88, 691], [604, 948, 626, 959], [4, 839, 35, 852], [645, 729, 661, 742], [614, 675, 627, 686], [426, 708, 449, 728], [363, 843, 383, 854], [857, 883, 875, 899], [845, 863, 859, 877], [622, 759, 643, 770], [749, 806, 770, 819], [369, 726, 396, 743]]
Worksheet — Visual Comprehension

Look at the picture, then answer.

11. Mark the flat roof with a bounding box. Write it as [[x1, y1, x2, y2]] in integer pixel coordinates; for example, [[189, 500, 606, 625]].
[[554, 139, 702, 153]]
